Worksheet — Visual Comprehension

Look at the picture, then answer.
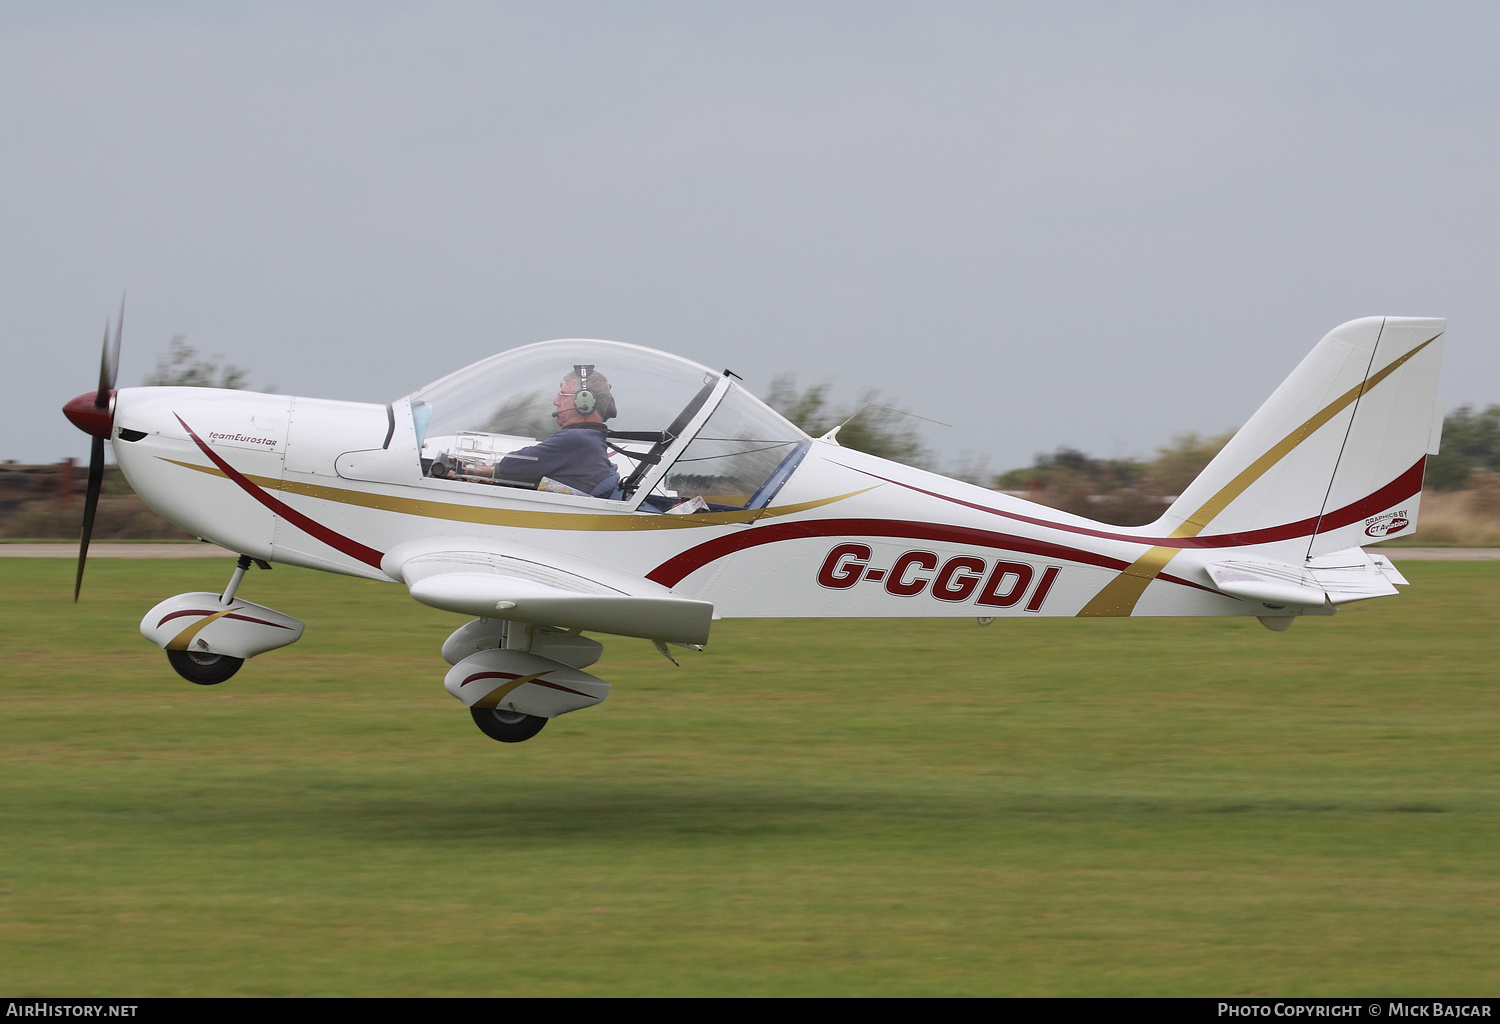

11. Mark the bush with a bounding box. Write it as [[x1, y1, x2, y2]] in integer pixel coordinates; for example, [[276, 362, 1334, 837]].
[[1427, 404, 1500, 491]]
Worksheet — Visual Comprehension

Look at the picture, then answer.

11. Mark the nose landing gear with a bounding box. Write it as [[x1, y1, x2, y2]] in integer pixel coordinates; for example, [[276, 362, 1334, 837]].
[[141, 555, 304, 685], [166, 649, 245, 685]]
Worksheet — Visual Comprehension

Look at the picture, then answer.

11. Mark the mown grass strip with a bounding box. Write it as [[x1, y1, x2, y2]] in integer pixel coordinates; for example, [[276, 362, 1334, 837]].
[[1, 560, 1496, 995]]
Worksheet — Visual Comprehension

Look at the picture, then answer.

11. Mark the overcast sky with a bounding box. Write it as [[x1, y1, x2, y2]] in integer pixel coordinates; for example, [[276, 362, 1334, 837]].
[[5, 1, 1498, 473]]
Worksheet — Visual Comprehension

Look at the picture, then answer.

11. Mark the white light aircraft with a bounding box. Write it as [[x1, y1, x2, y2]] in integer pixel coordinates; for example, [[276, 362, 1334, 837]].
[[64, 315, 1445, 742]]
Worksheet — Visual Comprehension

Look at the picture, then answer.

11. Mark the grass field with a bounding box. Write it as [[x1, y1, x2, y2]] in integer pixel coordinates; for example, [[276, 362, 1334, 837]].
[[1, 558, 1497, 996]]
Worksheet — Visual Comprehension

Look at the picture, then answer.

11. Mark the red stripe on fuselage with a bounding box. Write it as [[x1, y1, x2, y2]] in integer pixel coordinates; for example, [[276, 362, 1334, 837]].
[[645, 518, 1216, 592], [175, 414, 386, 569], [532, 679, 595, 698], [644, 459, 1425, 591]]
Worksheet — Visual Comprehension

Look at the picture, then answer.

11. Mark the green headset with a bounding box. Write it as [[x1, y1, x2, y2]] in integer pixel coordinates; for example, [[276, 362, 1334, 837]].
[[568, 364, 616, 420]]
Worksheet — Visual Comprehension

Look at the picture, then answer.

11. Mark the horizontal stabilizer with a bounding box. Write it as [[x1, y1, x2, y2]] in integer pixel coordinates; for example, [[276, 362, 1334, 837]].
[[1366, 552, 1410, 586], [1207, 547, 1401, 608], [1206, 560, 1328, 607], [1305, 548, 1404, 602]]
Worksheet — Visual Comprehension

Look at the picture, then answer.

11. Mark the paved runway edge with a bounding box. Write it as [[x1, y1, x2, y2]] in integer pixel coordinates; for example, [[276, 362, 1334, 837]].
[[0, 543, 238, 558]]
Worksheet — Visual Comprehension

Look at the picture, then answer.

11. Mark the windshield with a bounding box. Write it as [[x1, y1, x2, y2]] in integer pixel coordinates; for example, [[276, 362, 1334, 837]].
[[404, 339, 809, 508], [654, 383, 809, 509]]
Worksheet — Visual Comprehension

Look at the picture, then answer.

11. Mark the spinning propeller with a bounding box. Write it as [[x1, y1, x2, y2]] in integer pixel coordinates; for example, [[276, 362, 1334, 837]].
[[62, 300, 124, 601]]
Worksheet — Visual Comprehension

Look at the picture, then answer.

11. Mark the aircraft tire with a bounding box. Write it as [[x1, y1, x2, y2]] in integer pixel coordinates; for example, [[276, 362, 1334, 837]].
[[470, 707, 548, 743], [166, 649, 244, 686]]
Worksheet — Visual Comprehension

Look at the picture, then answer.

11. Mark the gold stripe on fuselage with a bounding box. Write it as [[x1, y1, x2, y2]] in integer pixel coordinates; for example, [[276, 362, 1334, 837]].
[[159, 458, 872, 531]]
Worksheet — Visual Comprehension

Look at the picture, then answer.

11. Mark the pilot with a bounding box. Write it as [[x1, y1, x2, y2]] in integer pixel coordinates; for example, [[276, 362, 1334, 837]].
[[467, 366, 618, 495]]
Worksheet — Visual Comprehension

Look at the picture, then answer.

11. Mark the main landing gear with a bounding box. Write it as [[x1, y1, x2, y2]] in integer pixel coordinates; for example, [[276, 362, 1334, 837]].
[[469, 707, 548, 743], [444, 621, 613, 744]]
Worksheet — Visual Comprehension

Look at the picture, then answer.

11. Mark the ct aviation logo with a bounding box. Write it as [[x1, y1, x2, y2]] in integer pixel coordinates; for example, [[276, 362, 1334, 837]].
[[1364, 509, 1410, 538]]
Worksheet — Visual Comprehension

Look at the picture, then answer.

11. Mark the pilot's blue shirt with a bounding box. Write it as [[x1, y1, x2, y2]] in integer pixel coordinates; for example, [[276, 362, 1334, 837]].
[[496, 423, 613, 493]]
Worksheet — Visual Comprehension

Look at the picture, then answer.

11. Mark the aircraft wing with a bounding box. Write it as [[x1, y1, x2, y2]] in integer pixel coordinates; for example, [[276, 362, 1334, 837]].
[[385, 540, 714, 646]]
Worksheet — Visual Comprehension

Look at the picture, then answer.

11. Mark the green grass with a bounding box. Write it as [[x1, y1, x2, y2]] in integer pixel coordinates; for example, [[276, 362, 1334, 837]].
[[1, 559, 1497, 996]]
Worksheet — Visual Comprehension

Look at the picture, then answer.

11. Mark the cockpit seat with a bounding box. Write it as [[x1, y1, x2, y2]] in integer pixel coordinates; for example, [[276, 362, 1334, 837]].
[[590, 468, 622, 500]]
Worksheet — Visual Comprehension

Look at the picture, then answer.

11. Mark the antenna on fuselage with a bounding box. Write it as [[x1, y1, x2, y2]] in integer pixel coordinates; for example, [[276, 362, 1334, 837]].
[[817, 405, 952, 444]]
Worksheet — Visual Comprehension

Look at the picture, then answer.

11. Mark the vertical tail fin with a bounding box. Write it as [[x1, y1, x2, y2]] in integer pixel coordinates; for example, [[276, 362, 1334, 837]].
[[1158, 317, 1445, 557]]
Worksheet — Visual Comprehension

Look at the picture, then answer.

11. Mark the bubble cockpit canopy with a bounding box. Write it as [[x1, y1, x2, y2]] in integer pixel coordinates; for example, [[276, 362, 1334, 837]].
[[403, 339, 810, 511]]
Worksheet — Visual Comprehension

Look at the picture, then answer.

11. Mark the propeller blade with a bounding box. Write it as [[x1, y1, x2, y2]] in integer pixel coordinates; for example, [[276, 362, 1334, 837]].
[[97, 297, 122, 407], [95, 321, 110, 402], [73, 297, 123, 598], [74, 434, 105, 602]]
